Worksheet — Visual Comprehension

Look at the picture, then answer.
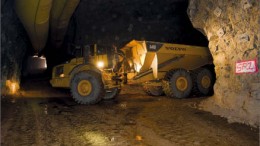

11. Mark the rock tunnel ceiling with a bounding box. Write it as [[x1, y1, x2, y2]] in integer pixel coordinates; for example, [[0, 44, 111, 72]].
[[14, 0, 208, 54]]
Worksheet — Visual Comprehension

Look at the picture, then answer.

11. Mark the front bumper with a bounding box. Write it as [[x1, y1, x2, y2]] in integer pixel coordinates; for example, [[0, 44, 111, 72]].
[[50, 77, 70, 88]]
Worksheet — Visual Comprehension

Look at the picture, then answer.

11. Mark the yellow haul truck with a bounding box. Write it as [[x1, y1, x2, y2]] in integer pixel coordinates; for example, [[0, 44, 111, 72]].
[[50, 40, 214, 104], [50, 45, 121, 104], [120, 40, 214, 98]]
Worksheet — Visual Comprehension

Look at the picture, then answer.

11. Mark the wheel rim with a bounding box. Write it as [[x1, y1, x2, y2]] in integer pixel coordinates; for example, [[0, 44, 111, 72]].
[[77, 80, 92, 96], [201, 76, 211, 88], [176, 77, 188, 91]]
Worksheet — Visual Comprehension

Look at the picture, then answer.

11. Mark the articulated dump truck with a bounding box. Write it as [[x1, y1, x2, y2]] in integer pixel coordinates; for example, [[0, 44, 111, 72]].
[[50, 40, 214, 105], [120, 40, 215, 98]]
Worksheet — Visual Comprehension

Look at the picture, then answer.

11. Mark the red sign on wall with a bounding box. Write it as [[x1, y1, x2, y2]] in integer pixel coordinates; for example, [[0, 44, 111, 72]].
[[235, 59, 258, 74]]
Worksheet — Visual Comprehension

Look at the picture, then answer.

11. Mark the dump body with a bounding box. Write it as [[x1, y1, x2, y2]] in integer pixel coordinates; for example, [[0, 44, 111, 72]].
[[121, 40, 213, 82]]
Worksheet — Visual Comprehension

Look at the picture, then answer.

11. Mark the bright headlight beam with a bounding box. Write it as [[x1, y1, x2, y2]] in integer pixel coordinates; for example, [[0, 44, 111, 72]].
[[135, 63, 142, 72], [97, 61, 104, 68], [60, 74, 65, 78], [6, 80, 19, 94]]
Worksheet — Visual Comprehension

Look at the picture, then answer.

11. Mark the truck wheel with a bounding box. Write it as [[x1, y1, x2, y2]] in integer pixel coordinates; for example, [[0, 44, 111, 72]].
[[192, 68, 213, 96], [70, 71, 104, 104], [103, 88, 120, 100], [162, 69, 192, 98], [143, 84, 164, 96]]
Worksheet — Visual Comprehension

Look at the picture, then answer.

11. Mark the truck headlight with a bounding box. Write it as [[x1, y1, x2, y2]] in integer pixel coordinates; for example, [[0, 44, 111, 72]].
[[55, 66, 64, 77], [59, 74, 65, 78], [97, 61, 104, 68], [135, 63, 142, 72]]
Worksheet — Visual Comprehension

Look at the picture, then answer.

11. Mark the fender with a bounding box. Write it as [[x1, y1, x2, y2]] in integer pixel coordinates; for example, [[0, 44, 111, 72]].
[[69, 64, 101, 78]]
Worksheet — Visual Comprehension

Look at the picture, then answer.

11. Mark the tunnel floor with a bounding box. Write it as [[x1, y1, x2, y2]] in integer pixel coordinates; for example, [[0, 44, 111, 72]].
[[1, 79, 259, 146]]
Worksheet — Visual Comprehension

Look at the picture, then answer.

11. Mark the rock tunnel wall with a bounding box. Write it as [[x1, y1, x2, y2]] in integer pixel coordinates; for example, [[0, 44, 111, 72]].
[[188, 0, 260, 126], [1, 0, 31, 94]]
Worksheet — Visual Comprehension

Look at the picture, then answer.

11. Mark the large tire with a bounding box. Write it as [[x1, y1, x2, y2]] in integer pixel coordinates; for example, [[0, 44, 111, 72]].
[[192, 68, 214, 96], [143, 84, 164, 96], [162, 69, 192, 98], [70, 71, 105, 104], [103, 88, 120, 100]]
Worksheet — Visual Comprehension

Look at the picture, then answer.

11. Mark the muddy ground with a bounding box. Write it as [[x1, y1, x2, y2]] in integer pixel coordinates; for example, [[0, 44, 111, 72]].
[[1, 79, 259, 146]]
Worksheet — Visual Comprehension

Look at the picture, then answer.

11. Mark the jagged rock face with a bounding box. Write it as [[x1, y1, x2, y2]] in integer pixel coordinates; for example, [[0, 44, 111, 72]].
[[1, 0, 31, 94], [188, 0, 260, 126]]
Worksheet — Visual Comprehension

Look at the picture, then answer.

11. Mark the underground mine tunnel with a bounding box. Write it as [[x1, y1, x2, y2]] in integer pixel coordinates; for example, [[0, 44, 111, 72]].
[[1, 0, 259, 145]]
